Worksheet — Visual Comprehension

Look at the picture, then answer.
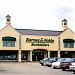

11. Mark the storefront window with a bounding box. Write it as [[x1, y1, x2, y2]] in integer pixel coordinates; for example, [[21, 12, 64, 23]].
[[0, 51, 17, 60], [64, 42, 68, 48], [50, 51, 57, 57], [63, 39, 74, 48], [21, 51, 28, 60], [64, 42, 74, 48], [69, 43, 74, 48], [3, 41, 15, 47]]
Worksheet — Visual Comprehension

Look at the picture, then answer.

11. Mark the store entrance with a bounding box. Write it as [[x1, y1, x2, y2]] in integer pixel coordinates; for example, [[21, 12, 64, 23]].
[[32, 49, 45, 61]]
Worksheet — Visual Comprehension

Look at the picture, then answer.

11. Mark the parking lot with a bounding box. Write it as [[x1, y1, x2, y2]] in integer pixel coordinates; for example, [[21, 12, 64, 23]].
[[0, 62, 74, 75]]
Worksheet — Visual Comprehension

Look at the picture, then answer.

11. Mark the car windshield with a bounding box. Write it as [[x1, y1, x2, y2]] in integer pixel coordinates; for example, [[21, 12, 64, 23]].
[[43, 58, 48, 60], [49, 58, 54, 60], [64, 58, 74, 62], [48, 58, 54, 61], [57, 58, 66, 62], [48, 58, 57, 61]]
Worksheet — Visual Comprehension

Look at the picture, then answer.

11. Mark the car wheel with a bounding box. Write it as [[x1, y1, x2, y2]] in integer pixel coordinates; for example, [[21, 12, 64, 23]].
[[53, 67, 56, 69], [62, 68, 65, 71], [73, 71, 75, 74], [41, 64, 44, 66], [48, 65, 51, 67]]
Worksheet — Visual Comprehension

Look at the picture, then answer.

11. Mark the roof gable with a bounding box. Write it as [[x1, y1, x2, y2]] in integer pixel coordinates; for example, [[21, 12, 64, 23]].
[[0, 25, 20, 35], [59, 28, 74, 35]]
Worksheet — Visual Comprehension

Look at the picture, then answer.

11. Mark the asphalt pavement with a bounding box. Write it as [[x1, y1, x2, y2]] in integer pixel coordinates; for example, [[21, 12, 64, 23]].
[[0, 62, 74, 75]]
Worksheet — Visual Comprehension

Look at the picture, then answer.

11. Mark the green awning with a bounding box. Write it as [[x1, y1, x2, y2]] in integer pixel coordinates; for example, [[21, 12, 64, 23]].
[[2, 36, 16, 41], [63, 39, 74, 42]]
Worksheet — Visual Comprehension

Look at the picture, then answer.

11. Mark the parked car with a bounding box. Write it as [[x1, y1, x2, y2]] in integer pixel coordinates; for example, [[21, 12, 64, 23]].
[[44, 58, 58, 67], [69, 62, 75, 73], [60, 58, 75, 71], [39, 58, 49, 66], [52, 58, 66, 69]]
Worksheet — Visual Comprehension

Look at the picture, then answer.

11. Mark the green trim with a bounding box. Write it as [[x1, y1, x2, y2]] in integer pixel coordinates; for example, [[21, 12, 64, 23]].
[[58, 37, 60, 50], [2, 36, 16, 41], [63, 39, 74, 42], [19, 35, 21, 49]]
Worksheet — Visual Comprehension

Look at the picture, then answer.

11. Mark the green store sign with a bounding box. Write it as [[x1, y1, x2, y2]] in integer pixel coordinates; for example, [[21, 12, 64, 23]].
[[26, 38, 54, 46]]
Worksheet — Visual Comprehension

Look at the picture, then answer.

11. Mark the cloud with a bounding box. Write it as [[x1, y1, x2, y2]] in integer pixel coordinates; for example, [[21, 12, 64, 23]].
[[53, 7, 74, 21], [0, 15, 4, 25], [0, 15, 4, 21]]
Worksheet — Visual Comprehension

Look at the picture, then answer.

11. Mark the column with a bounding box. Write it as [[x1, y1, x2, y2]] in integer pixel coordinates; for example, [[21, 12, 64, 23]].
[[30, 51, 32, 61], [48, 51, 50, 58], [58, 51, 60, 58], [18, 50, 21, 62], [28, 51, 30, 61], [44, 51, 47, 58]]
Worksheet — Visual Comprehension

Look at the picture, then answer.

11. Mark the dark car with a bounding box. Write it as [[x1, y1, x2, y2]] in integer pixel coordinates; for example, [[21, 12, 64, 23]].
[[39, 58, 49, 66], [60, 58, 75, 71], [45, 58, 58, 67]]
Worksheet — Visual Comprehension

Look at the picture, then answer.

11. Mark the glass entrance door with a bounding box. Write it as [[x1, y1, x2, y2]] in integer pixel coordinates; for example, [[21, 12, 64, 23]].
[[32, 50, 44, 61]]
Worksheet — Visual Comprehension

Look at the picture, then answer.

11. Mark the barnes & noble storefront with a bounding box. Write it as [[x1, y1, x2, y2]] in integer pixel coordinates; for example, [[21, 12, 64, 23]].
[[0, 15, 75, 62]]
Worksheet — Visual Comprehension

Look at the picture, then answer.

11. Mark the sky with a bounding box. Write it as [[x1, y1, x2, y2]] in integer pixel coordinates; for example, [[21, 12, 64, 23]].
[[0, 0, 75, 32]]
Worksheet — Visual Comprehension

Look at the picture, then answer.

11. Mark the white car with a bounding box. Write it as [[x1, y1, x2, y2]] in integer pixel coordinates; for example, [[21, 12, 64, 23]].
[[69, 62, 75, 74], [52, 58, 66, 69]]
